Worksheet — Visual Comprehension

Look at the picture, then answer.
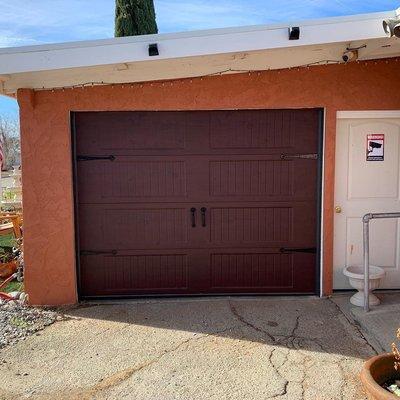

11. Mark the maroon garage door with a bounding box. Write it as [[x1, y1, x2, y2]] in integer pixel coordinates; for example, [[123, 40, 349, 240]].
[[73, 110, 321, 298]]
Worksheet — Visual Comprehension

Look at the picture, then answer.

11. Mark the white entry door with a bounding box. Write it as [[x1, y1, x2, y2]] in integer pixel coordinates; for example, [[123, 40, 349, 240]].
[[334, 112, 400, 289]]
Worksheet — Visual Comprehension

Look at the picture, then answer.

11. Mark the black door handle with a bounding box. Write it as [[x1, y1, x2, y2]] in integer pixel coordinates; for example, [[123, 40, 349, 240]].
[[190, 208, 196, 227], [200, 207, 207, 227]]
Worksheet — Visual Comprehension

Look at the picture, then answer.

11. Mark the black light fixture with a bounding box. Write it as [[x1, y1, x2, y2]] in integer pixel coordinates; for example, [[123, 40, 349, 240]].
[[288, 26, 300, 40], [148, 43, 159, 56]]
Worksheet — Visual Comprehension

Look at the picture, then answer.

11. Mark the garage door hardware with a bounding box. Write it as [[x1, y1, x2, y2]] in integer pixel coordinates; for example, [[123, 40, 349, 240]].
[[80, 250, 118, 256], [200, 207, 207, 227], [190, 208, 196, 227], [280, 247, 317, 254], [77, 155, 116, 161], [280, 153, 318, 160]]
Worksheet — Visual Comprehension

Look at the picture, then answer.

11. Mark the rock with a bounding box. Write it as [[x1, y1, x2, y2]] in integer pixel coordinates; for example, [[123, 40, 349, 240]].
[[19, 292, 27, 304], [8, 291, 21, 299], [0, 301, 59, 349]]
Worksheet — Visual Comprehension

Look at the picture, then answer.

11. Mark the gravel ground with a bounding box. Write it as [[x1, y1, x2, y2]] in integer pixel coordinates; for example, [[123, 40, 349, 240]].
[[0, 300, 59, 349]]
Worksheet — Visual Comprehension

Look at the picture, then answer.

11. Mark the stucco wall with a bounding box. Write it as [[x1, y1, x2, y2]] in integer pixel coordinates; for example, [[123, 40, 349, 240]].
[[17, 58, 400, 305]]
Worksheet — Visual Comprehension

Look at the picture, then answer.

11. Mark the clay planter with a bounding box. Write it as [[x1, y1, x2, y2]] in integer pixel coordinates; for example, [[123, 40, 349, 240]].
[[361, 353, 400, 399]]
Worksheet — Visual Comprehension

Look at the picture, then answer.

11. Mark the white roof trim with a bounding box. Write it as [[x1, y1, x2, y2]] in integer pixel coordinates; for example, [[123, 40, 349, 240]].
[[0, 9, 397, 75], [0, 8, 399, 94], [337, 111, 400, 119]]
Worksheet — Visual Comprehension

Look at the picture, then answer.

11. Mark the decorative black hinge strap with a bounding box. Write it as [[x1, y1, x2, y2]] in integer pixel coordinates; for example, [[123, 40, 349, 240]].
[[80, 250, 117, 256], [77, 155, 115, 162], [280, 247, 317, 254], [280, 153, 318, 160]]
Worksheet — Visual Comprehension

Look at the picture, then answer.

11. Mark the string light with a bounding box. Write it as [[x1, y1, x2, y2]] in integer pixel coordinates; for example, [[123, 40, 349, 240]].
[[28, 57, 399, 92]]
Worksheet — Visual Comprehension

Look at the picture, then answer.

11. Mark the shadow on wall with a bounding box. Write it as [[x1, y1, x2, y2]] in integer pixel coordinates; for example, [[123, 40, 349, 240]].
[[64, 296, 373, 360]]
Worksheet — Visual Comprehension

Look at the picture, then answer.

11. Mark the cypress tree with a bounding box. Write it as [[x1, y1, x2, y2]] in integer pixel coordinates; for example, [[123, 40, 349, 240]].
[[115, 0, 158, 37]]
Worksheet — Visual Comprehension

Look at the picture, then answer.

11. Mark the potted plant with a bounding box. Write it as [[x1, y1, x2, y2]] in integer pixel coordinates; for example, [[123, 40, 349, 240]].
[[361, 329, 400, 398]]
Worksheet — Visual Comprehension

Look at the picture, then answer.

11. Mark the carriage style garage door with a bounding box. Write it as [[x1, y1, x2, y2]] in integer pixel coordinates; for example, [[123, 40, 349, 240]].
[[74, 110, 321, 298]]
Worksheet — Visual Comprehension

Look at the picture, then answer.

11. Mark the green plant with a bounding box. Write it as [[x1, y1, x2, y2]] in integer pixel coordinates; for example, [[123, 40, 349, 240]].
[[9, 316, 28, 328], [3, 280, 23, 293], [115, 0, 158, 37], [0, 246, 15, 263], [0, 233, 18, 248], [2, 188, 15, 201]]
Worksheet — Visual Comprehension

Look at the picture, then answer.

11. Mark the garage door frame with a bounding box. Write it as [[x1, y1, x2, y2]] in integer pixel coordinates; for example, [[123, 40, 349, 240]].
[[71, 108, 325, 300]]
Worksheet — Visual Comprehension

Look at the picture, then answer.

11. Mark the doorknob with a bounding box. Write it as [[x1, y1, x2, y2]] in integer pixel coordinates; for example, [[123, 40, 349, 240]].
[[335, 206, 342, 214]]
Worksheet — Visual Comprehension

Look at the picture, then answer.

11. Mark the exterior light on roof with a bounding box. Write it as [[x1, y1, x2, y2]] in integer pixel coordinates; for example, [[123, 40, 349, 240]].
[[148, 43, 159, 56], [383, 18, 400, 38], [288, 27, 300, 40]]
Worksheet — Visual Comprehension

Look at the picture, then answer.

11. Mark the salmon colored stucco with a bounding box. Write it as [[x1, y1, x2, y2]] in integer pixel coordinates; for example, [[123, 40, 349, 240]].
[[17, 58, 400, 305]]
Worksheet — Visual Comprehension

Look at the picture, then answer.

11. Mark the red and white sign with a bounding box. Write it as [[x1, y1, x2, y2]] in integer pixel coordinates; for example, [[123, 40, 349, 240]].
[[366, 134, 384, 161]]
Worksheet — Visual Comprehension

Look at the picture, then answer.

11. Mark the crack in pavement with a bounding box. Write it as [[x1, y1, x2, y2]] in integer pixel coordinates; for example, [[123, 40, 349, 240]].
[[228, 301, 307, 399], [228, 300, 277, 343], [268, 348, 290, 398], [226, 301, 365, 400], [29, 326, 236, 400], [228, 301, 313, 351], [328, 298, 378, 356]]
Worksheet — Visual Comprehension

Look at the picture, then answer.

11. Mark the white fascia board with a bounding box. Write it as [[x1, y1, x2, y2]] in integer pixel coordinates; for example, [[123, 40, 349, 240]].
[[0, 9, 396, 75], [337, 111, 400, 119]]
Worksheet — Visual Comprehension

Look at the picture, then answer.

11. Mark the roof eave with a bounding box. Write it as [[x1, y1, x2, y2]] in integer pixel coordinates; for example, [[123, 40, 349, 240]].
[[0, 9, 396, 76]]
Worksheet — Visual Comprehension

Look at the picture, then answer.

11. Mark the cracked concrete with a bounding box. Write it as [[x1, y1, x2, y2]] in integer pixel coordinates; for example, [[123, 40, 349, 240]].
[[332, 292, 400, 354], [0, 297, 375, 400]]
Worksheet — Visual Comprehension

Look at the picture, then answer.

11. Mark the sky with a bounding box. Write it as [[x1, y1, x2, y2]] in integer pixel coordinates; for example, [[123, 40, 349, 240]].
[[0, 0, 399, 116]]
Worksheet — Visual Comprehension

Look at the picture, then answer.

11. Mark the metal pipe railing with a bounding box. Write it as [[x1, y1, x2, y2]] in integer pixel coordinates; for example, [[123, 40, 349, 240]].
[[363, 212, 400, 312]]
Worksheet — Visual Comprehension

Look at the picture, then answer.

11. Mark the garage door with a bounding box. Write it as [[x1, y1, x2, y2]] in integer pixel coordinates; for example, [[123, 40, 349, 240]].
[[73, 110, 321, 298]]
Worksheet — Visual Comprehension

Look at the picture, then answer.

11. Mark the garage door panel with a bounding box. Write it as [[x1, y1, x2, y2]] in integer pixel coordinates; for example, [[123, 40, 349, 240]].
[[209, 109, 318, 152], [77, 156, 317, 204], [210, 110, 294, 149], [79, 205, 191, 250], [210, 206, 293, 244], [209, 159, 294, 197], [208, 250, 315, 293], [77, 157, 189, 202], [208, 158, 317, 200], [76, 112, 188, 153], [207, 203, 316, 246], [210, 252, 294, 289], [80, 253, 190, 296]]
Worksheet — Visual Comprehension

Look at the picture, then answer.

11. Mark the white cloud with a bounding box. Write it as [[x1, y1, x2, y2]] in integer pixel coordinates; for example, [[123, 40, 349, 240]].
[[0, 0, 114, 47], [0, 29, 42, 47], [155, 0, 398, 32], [155, 0, 264, 31]]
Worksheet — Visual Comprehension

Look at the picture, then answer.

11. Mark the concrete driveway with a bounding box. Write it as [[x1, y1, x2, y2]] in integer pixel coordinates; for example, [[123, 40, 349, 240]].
[[0, 297, 375, 400]]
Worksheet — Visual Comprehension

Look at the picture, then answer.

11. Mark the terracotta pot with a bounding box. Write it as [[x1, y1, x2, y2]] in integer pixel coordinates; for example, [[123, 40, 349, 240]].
[[361, 353, 400, 399], [0, 260, 18, 279]]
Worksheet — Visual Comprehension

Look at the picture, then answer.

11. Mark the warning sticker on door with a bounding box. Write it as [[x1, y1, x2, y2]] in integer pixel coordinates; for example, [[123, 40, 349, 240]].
[[366, 134, 384, 161]]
